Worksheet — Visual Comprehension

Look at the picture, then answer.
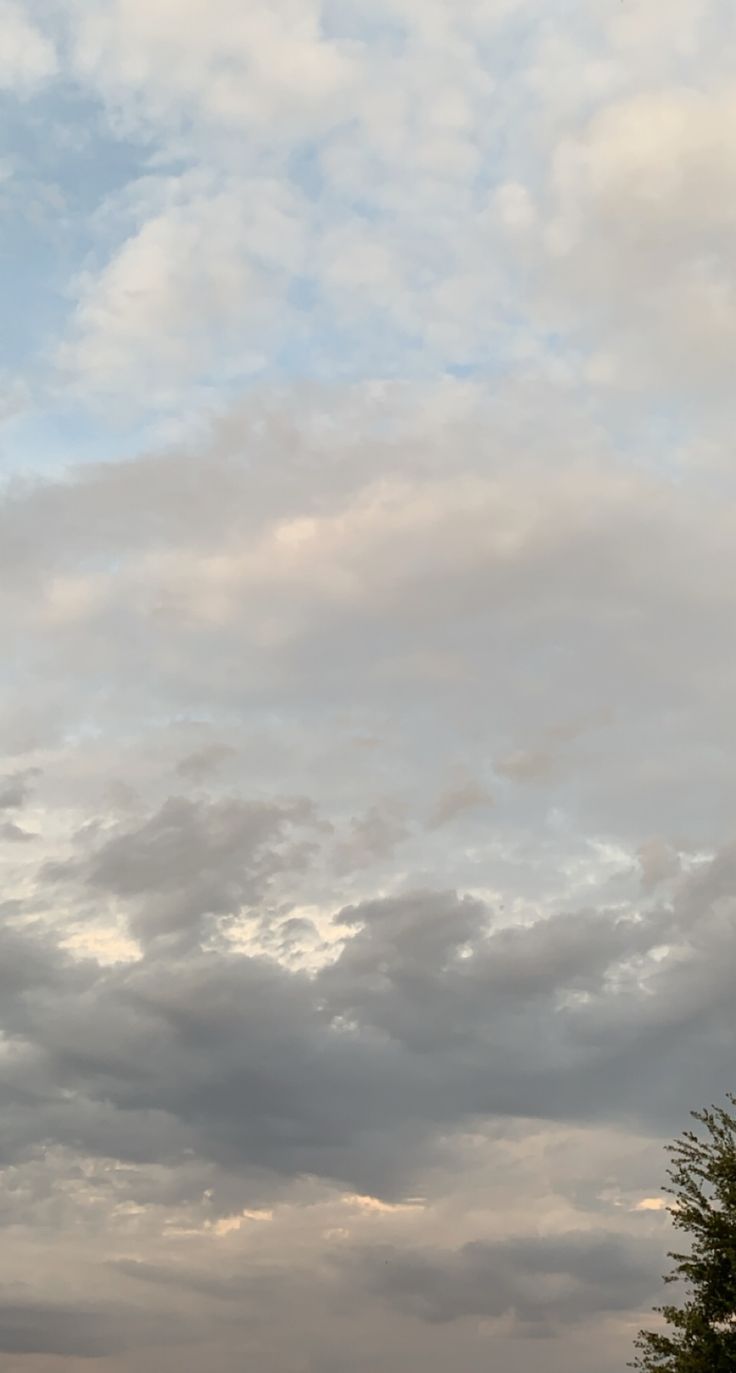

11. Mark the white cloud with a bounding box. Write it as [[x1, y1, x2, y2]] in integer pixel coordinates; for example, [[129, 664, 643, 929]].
[[68, 0, 353, 138], [50, 0, 518, 403], [58, 176, 307, 402], [0, 1, 57, 91], [0, 0, 727, 413], [522, 79, 736, 394]]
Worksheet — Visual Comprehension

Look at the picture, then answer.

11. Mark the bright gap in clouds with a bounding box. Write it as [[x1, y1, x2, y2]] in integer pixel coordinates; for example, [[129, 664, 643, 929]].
[[0, 2, 734, 1371]]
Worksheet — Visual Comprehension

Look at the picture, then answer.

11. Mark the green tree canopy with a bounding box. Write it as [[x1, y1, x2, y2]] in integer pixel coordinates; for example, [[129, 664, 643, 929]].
[[632, 1095, 736, 1371]]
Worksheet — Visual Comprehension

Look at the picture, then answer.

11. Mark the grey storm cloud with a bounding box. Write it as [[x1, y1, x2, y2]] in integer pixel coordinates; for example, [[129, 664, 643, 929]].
[[0, 1295, 168, 1357], [0, 849, 733, 1202], [355, 1230, 663, 1329], [0, 820, 36, 842], [42, 793, 320, 945], [0, 769, 39, 810], [175, 742, 238, 782], [109, 1257, 248, 1301]]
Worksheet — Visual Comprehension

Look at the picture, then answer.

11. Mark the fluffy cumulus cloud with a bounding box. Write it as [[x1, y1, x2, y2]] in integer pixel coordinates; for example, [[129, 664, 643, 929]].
[[0, 2, 735, 1371], [0, 1, 56, 91]]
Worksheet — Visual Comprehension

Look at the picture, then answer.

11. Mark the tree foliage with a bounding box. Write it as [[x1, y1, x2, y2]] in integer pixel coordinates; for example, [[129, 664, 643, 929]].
[[632, 1095, 736, 1371]]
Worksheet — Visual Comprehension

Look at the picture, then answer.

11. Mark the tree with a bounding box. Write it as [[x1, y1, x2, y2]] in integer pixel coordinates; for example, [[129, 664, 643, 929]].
[[631, 1095, 736, 1371]]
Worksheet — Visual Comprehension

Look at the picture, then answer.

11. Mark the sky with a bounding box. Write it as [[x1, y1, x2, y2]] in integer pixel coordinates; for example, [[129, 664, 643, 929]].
[[1, 0, 736, 1369]]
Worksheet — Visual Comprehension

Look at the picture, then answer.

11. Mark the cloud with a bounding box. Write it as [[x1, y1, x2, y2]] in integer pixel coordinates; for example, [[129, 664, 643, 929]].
[[0, 2, 57, 92], [109, 1257, 248, 1300], [73, 793, 317, 943], [3, 379, 729, 857], [0, 797, 726, 1370], [355, 1230, 662, 1329], [0, 1294, 162, 1356], [496, 748, 557, 785], [44, 3, 542, 406], [333, 804, 410, 873], [0, 820, 36, 842], [426, 776, 493, 828], [45, 0, 736, 413], [634, 1197, 668, 1213], [68, 0, 353, 139], [637, 838, 682, 891], [0, 841, 731, 1214], [520, 78, 736, 397], [0, 768, 39, 809], [175, 742, 237, 782], [57, 176, 306, 404], [2, 3, 736, 1368]]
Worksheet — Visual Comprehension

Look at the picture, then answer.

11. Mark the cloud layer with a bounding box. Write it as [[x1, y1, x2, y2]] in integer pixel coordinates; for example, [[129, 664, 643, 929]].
[[1, 2, 735, 1370]]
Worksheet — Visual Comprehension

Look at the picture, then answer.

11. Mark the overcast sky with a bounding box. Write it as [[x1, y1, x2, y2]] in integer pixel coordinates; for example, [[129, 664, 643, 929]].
[[1, 1, 735, 1370]]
